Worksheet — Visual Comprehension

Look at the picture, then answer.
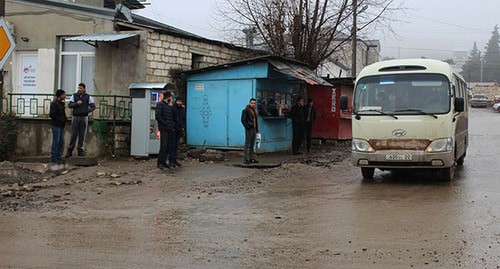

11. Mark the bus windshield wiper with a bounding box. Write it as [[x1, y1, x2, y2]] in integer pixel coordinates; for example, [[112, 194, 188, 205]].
[[395, 109, 438, 119], [357, 109, 398, 119]]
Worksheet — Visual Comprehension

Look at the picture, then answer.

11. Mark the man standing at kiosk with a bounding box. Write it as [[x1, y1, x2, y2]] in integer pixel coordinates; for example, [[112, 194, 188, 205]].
[[156, 91, 174, 170], [304, 97, 317, 153], [241, 98, 259, 164], [289, 96, 306, 155]]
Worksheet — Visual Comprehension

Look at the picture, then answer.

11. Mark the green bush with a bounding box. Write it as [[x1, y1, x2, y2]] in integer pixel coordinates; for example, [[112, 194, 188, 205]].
[[0, 115, 18, 161]]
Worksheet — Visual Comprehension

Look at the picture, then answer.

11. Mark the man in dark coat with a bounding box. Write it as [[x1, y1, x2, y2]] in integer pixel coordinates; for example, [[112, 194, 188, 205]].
[[241, 98, 259, 164], [289, 96, 306, 155], [156, 91, 175, 170], [49, 89, 67, 163], [169, 97, 186, 167], [66, 83, 95, 157], [304, 97, 317, 153]]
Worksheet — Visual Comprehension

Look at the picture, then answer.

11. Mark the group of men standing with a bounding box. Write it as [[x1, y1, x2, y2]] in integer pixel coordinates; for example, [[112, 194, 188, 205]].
[[49, 83, 95, 164], [155, 90, 186, 171], [289, 96, 317, 155]]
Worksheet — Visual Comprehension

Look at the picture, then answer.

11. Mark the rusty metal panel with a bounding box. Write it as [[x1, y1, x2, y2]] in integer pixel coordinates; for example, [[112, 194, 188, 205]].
[[370, 139, 430, 150]]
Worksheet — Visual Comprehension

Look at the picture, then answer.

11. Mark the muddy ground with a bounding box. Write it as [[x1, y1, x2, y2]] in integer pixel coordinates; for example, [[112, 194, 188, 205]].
[[1, 108, 500, 268], [0, 146, 349, 213]]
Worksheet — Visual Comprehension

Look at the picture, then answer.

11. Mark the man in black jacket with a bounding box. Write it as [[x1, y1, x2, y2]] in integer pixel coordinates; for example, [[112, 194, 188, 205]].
[[304, 97, 317, 153], [289, 96, 306, 155], [49, 89, 67, 163], [169, 97, 186, 167], [156, 91, 175, 170], [66, 83, 95, 157], [241, 98, 259, 164]]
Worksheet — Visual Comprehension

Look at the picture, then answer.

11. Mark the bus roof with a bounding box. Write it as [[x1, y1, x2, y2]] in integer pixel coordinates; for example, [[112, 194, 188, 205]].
[[357, 59, 459, 82]]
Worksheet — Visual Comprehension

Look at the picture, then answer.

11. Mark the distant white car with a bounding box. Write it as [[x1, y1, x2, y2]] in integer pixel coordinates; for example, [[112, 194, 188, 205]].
[[493, 102, 500, 112], [470, 94, 488, 108]]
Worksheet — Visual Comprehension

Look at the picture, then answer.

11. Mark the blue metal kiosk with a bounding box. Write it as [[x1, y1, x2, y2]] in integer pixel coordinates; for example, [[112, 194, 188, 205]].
[[183, 55, 331, 152]]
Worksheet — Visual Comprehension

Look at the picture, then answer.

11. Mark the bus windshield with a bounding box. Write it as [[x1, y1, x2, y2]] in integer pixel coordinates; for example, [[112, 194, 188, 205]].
[[353, 74, 451, 115]]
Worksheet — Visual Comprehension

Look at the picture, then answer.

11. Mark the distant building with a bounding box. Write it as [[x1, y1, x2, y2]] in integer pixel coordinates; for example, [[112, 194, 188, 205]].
[[452, 50, 468, 73], [318, 34, 380, 78], [467, 82, 497, 89]]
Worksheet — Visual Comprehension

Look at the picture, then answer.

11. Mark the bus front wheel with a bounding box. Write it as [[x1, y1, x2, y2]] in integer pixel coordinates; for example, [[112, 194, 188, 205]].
[[361, 168, 375, 180], [441, 166, 455, 181]]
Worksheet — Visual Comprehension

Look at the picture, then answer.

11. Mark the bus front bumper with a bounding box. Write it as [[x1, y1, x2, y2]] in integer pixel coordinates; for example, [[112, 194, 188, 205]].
[[352, 150, 454, 169]]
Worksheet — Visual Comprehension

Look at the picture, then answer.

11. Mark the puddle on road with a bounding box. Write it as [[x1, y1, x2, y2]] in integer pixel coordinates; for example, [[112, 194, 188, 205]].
[[179, 165, 255, 182]]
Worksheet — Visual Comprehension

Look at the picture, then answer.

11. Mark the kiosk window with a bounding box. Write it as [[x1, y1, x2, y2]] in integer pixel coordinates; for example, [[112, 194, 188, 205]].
[[257, 90, 292, 117]]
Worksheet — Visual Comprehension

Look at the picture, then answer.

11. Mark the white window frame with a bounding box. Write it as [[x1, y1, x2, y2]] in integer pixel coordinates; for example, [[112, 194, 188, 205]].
[[58, 38, 95, 94]]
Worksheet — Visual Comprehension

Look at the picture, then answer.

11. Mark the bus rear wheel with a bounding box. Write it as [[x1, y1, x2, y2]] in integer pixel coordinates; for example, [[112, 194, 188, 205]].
[[361, 168, 375, 180]]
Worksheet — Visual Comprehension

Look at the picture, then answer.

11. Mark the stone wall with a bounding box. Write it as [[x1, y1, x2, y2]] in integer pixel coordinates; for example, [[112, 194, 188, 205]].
[[145, 32, 255, 83], [14, 119, 131, 158]]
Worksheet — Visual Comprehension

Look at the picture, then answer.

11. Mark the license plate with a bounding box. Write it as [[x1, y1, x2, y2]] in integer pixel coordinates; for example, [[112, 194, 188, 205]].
[[385, 154, 412, 161]]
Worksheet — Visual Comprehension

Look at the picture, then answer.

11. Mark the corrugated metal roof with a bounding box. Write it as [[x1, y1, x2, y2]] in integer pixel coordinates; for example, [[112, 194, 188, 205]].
[[183, 55, 332, 86], [268, 59, 332, 86], [65, 33, 138, 42]]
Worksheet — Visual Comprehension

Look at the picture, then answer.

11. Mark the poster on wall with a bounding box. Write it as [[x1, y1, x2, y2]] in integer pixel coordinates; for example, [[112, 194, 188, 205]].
[[331, 88, 336, 113], [20, 54, 37, 93]]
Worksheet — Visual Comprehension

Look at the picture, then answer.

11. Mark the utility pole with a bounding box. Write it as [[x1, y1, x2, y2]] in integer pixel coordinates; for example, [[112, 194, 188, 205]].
[[480, 57, 484, 83], [351, 0, 357, 78], [0, 0, 5, 114]]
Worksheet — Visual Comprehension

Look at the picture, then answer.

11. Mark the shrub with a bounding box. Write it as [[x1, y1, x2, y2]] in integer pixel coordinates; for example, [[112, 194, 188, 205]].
[[0, 114, 18, 161]]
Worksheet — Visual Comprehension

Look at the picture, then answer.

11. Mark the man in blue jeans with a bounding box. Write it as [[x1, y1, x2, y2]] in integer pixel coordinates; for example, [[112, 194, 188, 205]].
[[49, 89, 67, 163]]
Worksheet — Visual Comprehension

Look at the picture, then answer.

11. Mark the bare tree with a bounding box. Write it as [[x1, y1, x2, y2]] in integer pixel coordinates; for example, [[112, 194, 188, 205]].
[[215, 0, 404, 69]]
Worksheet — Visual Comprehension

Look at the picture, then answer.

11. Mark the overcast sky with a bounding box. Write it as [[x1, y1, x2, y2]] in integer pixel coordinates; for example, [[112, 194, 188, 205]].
[[136, 0, 499, 63]]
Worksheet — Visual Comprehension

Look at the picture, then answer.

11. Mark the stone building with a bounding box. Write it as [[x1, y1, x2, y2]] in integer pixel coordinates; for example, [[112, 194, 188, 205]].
[[2, 0, 260, 157]]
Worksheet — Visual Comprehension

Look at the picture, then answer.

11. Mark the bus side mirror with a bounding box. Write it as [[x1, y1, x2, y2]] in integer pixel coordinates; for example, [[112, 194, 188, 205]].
[[340, 96, 348, 110], [455, 97, 465, 112]]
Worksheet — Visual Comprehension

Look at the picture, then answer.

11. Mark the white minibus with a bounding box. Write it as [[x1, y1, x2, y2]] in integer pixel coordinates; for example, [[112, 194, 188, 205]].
[[340, 59, 468, 181]]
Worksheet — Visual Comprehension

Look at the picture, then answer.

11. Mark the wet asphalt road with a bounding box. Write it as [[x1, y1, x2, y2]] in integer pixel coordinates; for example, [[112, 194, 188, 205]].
[[1, 108, 499, 268]]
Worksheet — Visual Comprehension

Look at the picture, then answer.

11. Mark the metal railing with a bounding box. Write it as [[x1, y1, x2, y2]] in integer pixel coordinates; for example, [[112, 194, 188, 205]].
[[7, 93, 132, 121]]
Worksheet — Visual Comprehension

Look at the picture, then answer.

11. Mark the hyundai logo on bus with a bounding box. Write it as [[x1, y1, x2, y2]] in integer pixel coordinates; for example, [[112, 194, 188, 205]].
[[392, 129, 407, 137]]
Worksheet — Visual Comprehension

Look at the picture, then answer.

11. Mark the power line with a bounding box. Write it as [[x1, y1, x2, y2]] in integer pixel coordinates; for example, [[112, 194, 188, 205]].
[[411, 15, 480, 31], [383, 46, 457, 53]]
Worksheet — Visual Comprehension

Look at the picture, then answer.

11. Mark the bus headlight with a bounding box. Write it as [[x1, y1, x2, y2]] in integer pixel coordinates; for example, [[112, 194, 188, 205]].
[[352, 138, 375, 152], [425, 138, 453, 153]]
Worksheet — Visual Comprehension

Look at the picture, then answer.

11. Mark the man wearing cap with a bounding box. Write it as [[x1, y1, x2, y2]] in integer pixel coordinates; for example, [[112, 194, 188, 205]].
[[156, 91, 175, 170], [49, 89, 67, 163], [66, 83, 95, 157]]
